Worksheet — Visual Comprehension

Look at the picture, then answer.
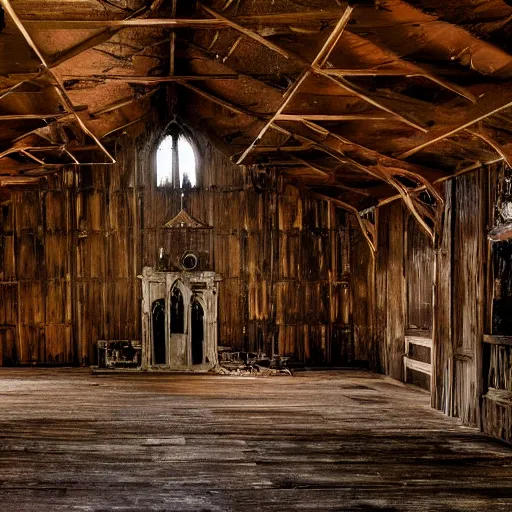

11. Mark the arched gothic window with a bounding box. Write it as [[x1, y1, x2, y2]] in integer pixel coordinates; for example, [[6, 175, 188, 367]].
[[156, 128, 197, 188]]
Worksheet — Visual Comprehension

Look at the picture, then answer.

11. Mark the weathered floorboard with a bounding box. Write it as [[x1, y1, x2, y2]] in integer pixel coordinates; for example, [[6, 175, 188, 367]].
[[0, 369, 511, 511]]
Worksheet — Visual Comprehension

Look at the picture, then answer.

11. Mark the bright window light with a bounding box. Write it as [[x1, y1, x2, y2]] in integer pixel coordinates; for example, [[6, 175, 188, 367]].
[[156, 135, 173, 187], [156, 133, 197, 188], [178, 135, 197, 187]]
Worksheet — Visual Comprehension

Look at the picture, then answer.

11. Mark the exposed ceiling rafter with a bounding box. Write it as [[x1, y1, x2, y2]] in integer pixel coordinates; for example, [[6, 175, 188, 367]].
[[398, 96, 512, 160], [20, 18, 229, 29], [289, 155, 372, 197], [466, 128, 512, 168], [313, 191, 377, 255], [235, 5, 355, 165], [323, 66, 476, 104], [2, 0, 512, 218], [61, 74, 239, 83], [272, 119, 443, 241], [0, 0, 115, 164]]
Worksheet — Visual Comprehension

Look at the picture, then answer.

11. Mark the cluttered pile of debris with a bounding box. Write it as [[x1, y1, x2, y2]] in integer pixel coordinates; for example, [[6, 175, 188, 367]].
[[215, 347, 292, 376]]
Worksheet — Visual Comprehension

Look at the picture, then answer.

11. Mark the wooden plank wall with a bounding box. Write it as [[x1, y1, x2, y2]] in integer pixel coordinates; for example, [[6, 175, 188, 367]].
[[451, 171, 486, 426], [353, 202, 407, 379], [405, 215, 433, 335], [432, 180, 454, 415], [351, 219, 375, 368], [0, 125, 354, 366], [352, 169, 490, 428]]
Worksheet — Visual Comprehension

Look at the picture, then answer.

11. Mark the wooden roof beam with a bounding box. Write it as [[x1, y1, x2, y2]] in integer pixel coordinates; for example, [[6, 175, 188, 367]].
[[398, 96, 512, 159], [277, 114, 393, 122], [466, 128, 512, 168], [208, 4, 426, 158], [288, 155, 330, 179], [247, 144, 314, 153], [63, 148, 80, 165], [313, 191, 377, 255], [0, 113, 66, 120], [378, 157, 505, 208], [50, 0, 171, 69], [324, 68, 477, 104], [277, 118, 442, 182], [0, 71, 45, 102], [62, 74, 238, 83], [235, 11, 348, 25], [90, 88, 159, 117], [51, 29, 124, 69], [21, 10, 347, 27], [274, 120, 441, 241], [199, 4, 291, 60], [0, 145, 64, 159], [319, 74, 427, 133], [290, 155, 371, 197], [235, 5, 354, 165], [19, 149, 45, 165], [0, 0, 115, 163], [235, 68, 310, 164], [20, 19, 229, 29], [100, 115, 149, 139], [324, 68, 434, 76], [177, 81, 269, 120], [169, 0, 177, 76]]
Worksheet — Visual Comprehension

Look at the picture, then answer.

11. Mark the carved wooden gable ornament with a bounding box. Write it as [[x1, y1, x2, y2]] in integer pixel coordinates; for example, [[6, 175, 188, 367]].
[[164, 209, 211, 229]]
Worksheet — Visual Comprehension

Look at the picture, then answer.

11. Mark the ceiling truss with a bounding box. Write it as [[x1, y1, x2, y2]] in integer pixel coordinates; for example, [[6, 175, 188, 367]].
[[0, 0, 511, 247]]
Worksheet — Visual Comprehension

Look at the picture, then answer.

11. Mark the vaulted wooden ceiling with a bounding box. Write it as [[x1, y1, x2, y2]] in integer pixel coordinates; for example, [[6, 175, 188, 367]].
[[1, 0, 512, 220]]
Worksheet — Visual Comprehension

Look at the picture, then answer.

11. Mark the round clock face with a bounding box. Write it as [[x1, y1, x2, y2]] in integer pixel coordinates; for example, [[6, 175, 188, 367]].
[[181, 252, 198, 271]]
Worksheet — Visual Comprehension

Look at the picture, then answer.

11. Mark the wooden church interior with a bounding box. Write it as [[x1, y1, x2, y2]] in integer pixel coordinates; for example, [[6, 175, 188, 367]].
[[2, 0, 512, 509]]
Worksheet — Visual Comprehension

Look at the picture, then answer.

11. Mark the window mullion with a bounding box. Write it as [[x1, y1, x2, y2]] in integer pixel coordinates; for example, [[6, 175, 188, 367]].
[[172, 135, 180, 188]]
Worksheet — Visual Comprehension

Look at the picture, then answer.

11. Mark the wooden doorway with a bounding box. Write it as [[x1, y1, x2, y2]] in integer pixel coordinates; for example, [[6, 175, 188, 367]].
[[404, 216, 434, 392]]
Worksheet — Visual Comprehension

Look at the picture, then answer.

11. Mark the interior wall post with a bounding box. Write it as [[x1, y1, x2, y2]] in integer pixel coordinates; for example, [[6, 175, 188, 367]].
[[432, 180, 454, 414]]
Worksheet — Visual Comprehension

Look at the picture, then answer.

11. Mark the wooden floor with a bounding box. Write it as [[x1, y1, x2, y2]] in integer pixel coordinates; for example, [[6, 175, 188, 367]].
[[0, 370, 511, 511]]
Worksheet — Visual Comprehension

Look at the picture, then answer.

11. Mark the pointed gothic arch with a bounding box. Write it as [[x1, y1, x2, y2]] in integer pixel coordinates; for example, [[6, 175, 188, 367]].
[[156, 123, 199, 188]]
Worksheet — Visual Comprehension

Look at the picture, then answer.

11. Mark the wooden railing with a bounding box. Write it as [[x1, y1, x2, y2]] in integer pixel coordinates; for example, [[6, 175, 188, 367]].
[[404, 335, 432, 380]]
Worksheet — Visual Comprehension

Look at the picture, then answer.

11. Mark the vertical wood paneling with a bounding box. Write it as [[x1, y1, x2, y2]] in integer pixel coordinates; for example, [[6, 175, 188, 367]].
[[452, 172, 485, 426], [0, 127, 353, 366], [352, 170, 490, 430], [351, 226, 374, 366], [405, 215, 433, 334], [375, 207, 389, 374], [432, 181, 454, 414], [385, 202, 406, 381]]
